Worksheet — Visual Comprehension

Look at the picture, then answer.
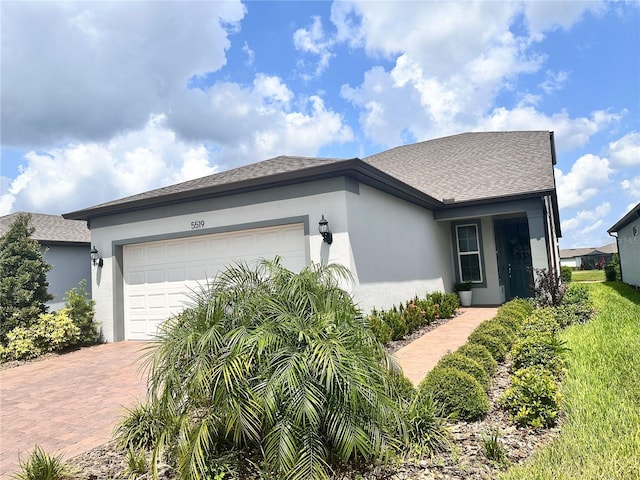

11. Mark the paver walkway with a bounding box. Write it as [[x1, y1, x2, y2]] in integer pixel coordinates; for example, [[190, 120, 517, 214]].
[[0, 341, 148, 478], [394, 307, 499, 385]]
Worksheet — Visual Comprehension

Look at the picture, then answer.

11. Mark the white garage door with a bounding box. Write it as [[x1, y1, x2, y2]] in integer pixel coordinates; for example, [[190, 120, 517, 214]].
[[123, 223, 307, 340]]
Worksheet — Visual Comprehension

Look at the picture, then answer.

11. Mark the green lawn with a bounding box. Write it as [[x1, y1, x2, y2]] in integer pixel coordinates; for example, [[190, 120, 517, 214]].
[[570, 269, 605, 282], [501, 282, 640, 480]]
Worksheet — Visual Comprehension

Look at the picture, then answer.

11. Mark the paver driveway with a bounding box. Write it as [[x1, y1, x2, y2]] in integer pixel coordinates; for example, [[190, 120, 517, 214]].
[[0, 341, 148, 478]]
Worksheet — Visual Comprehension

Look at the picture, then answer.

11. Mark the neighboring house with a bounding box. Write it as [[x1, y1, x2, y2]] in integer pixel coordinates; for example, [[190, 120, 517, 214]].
[[559, 243, 617, 270], [64, 131, 562, 342], [608, 202, 640, 287], [0, 212, 91, 310]]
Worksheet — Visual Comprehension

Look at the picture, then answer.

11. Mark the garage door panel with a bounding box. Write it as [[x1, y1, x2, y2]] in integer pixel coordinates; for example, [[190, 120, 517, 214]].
[[124, 223, 306, 340], [147, 269, 165, 283]]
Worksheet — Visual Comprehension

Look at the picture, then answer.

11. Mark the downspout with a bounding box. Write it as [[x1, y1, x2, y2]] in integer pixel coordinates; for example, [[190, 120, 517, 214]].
[[608, 231, 622, 283]]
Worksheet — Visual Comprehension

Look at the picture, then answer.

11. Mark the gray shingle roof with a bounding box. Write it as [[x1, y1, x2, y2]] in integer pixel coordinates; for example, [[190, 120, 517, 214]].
[[560, 243, 618, 258], [87, 155, 346, 210], [64, 131, 558, 220], [364, 131, 556, 202], [0, 212, 90, 244]]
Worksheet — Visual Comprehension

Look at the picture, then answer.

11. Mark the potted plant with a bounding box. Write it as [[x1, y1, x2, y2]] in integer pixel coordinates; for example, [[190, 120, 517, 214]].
[[455, 282, 473, 307]]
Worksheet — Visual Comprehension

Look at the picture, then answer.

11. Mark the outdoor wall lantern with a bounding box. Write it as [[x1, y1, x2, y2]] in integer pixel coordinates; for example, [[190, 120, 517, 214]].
[[90, 245, 103, 268], [318, 215, 333, 245]]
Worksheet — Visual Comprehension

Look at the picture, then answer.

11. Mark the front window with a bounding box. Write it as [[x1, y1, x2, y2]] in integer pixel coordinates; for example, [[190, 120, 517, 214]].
[[456, 224, 482, 283]]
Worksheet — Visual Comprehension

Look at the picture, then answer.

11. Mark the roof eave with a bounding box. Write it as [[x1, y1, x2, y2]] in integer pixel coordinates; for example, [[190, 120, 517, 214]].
[[438, 189, 557, 209], [608, 202, 640, 233]]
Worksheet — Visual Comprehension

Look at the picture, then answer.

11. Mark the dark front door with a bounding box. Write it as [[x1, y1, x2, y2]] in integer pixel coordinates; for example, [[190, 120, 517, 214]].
[[495, 219, 534, 300]]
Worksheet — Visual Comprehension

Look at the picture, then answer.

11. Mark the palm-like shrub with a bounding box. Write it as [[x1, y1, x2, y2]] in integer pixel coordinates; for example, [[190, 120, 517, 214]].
[[142, 260, 406, 480]]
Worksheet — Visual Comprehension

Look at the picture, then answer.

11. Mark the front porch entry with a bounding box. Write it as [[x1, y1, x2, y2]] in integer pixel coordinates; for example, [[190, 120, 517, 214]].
[[495, 218, 534, 300]]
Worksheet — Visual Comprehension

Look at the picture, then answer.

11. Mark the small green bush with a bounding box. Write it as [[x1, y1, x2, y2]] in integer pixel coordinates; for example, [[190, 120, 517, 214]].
[[562, 283, 591, 305], [2, 327, 41, 361], [555, 284, 594, 327], [555, 303, 593, 327], [500, 365, 562, 428], [427, 291, 459, 318], [456, 343, 498, 376], [492, 312, 521, 336], [405, 392, 450, 455], [499, 299, 534, 319], [560, 266, 572, 283], [367, 311, 392, 344], [436, 352, 490, 390], [520, 307, 560, 336], [382, 307, 408, 340], [390, 371, 416, 405], [1, 309, 80, 361], [467, 331, 508, 362], [115, 402, 166, 451], [482, 428, 507, 464], [511, 333, 568, 376], [472, 320, 514, 349], [13, 445, 72, 480], [401, 300, 431, 332], [418, 366, 490, 421], [124, 446, 148, 480], [64, 280, 100, 345]]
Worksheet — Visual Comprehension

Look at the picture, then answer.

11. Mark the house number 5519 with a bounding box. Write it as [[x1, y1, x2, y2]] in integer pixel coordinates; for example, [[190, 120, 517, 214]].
[[190, 220, 205, 230]]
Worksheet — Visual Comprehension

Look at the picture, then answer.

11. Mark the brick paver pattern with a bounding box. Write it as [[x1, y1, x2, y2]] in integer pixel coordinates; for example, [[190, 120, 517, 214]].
[[0, 341, 148, 478], [0, 307, 497, 477], [394, 307, 499, 385]]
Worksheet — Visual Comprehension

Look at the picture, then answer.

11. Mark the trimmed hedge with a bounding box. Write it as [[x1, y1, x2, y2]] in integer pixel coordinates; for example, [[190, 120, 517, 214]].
[[471, 320, 514, 350], [456, 343, 498, 376], [467, 331, 508, 362], [418, 367, 490, 421], [436, 352, 491, 391]]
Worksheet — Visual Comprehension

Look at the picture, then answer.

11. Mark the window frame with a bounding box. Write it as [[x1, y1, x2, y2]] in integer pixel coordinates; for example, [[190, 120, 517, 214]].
[[451, 220, 487, 288]]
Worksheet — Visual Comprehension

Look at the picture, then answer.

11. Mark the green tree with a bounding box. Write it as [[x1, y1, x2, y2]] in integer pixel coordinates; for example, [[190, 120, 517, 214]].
[[0, 213, 53, 344], [141, 259, 407, 480]]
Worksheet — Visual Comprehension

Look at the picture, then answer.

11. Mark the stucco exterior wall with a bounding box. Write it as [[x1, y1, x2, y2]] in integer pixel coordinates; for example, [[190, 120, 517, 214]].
[[618, 218, 640, 287], [345, 184, 454, 313], [88, 177, 463, 341], [472, 217, 505, 305], [41, 244, 91, 311], [89, 178, 358, 341]]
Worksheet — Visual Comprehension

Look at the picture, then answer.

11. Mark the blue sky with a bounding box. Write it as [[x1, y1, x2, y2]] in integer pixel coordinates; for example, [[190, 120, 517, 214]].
[[1, 1, 638, 249]]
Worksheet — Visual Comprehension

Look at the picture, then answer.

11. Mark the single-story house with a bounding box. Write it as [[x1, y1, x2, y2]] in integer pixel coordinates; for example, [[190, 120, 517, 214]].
[[64, 131, 562, 342], [0, 212, 91, 311], [608, 202, 640, 287], [559, 243, 617, 269]]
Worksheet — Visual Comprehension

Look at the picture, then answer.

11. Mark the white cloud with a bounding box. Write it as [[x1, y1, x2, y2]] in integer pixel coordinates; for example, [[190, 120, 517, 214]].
[[293, 16, 335, 77], [621, 176, 640, 198], [0, 84, 354, 216], [539, 70, 570, 94], [481, 107, 621, 152], [335, 1, 619, 148], [561, 201, 611, 233], [1, 1, 246, 148], [555, 154, 613, 209], [580, 220, 604, 235], [242, 42, 255, 66], [0, 115, 220, 215], [608, 132, 640, 167], [524, 1, 606, 36]]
